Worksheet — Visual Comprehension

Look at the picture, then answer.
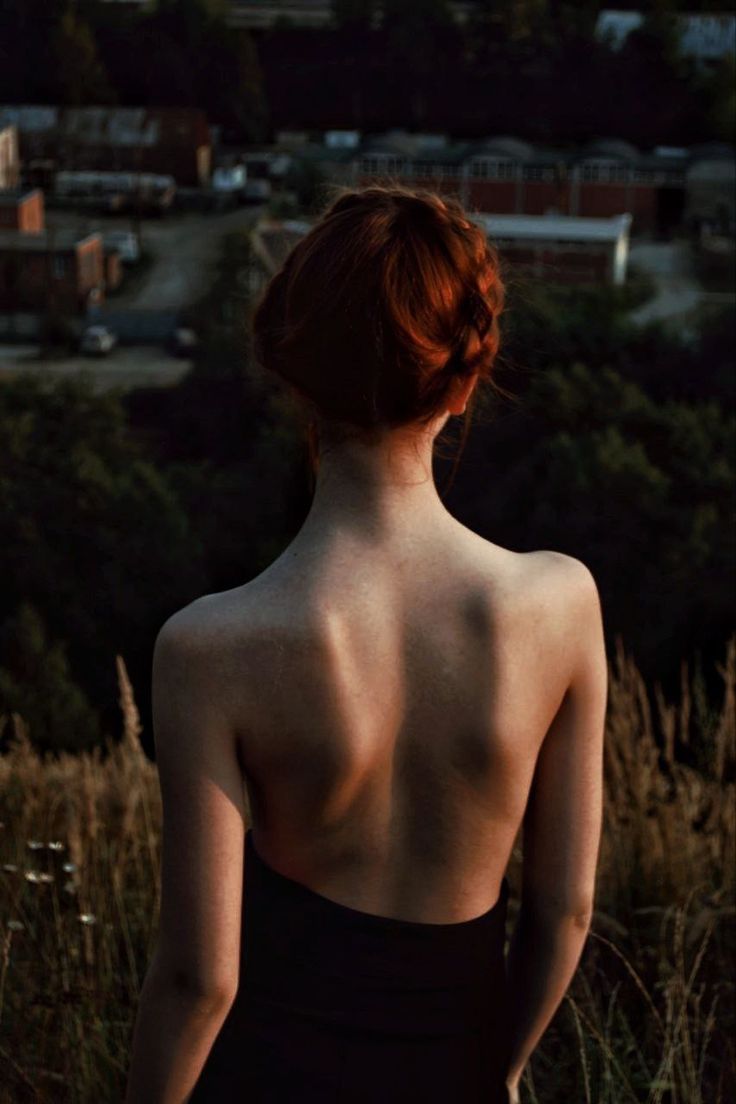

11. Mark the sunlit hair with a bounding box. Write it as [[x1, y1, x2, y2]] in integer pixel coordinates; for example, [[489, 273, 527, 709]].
[[250, 183, 508, 493]]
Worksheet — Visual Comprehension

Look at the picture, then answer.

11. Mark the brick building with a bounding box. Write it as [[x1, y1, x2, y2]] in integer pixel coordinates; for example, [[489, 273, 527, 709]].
[[284, 130, 734, 238], [0, 188, 44, 232], [0, 229, 106, 315], [0, 106, 212, 187], [473, 212, 632, 287]]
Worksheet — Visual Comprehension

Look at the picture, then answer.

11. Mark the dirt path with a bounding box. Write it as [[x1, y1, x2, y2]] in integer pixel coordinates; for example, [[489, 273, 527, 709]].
[[627, 238, 735, 331]]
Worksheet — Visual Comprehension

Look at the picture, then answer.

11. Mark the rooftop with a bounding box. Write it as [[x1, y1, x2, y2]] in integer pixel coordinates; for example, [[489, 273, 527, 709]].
[[0, 188, 41, 206], [0, 105, 211, 148], [473, 212, 633, 243], [0, 229, 100, 252]]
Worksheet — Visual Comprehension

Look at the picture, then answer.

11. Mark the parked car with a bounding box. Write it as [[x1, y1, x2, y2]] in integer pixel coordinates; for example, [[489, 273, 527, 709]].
[[102, 230, 141, 264], [239, 178, 272, 204], [167, 326, 199, 357], [80, 325, 117, 356]]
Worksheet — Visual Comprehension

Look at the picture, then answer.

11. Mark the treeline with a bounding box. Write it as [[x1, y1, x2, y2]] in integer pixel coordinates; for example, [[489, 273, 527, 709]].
[[0, 0, 733, 145], [259, 0, 735, 144], [0, 229, 733, 757]]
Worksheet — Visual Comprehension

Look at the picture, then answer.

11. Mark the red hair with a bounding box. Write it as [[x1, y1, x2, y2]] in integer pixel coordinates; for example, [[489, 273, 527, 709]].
[[250, 183, 507, 493]]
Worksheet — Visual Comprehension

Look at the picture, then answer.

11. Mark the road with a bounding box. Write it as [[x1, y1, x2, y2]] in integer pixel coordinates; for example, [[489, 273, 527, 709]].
[[627, 238, 735, 332], [45, 203, 265, 312], [113, 205, 264, 310]]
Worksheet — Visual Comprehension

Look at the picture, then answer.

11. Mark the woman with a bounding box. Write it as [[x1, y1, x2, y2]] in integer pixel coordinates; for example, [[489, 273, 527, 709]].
[[125, 184, 607, 1104]]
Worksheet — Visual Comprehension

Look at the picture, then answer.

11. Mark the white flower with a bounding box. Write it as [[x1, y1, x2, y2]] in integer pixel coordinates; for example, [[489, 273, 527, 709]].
[[78, 913, 97, 925], [62, 862, 77, 873], [26, 840, 45, 850], [2, 863, 18, 873], [47, 841, 65, 851], [6, 920, 24, 932]]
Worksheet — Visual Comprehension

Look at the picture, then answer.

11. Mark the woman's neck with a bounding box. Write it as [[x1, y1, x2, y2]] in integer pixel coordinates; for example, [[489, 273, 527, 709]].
[[296, 418, 455, 544]]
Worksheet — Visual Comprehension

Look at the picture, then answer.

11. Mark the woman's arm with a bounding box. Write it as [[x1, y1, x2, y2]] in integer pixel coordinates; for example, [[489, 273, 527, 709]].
[[124, 607, 247, 1104], [504, 559, 608, 1091]]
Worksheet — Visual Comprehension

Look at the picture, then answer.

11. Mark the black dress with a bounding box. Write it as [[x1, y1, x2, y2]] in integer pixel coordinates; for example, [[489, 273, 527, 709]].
[[190, 829, 513, 1103]]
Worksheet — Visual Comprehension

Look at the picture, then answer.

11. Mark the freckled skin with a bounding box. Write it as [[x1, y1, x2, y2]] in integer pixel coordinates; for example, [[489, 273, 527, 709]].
[[195, 532, 581, 924]]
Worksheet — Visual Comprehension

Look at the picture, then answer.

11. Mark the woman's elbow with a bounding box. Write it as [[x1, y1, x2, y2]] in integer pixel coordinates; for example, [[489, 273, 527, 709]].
[[146, 954, 238, 1011]]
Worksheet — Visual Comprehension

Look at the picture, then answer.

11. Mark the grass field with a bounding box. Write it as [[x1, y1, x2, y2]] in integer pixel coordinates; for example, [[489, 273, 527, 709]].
[[1, 639, 733, 1103]]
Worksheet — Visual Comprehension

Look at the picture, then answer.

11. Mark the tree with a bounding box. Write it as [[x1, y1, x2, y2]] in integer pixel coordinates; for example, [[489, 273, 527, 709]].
[[381, 0, 460, 125], [0, 603, 100, 755], [697, 54, 736, 145], [51, 3, 116, 105], [0, 374, 208, 748]]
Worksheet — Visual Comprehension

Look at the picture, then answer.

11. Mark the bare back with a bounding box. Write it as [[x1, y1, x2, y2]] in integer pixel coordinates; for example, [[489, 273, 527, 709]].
[[194, 524, 585, 925]]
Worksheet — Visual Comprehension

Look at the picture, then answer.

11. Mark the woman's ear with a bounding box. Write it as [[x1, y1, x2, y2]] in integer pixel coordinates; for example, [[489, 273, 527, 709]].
[[446, 372, 478, 416]]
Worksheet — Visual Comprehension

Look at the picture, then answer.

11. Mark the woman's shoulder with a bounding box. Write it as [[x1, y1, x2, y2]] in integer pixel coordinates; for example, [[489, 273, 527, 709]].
[[155, 574, 304, 662], [457, 528, 597, 596], [520, 548, 598, 587]]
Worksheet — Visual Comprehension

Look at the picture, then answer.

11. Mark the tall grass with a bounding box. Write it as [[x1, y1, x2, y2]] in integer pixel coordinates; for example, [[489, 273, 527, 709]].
[[0, 641, 733, 1103]]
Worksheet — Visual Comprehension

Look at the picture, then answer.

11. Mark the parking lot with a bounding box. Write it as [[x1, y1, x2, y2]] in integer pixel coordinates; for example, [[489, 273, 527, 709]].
[[0, 343, 193, 393]]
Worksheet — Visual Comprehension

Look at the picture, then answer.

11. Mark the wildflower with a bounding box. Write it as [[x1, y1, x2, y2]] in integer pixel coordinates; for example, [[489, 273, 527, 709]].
[[63, 881, 76, 895], [62, 862, 77, 873], [26, 840, 45, 850], [6, 920, 24, 932], [48, 841, 65, 851], [38, 873, 54, 883], [2, 863, 18, 873], [78, 913, 96, 925], [24, 870, 42, 882]]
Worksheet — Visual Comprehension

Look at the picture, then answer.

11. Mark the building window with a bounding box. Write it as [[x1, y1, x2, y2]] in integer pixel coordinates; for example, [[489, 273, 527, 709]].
[[52, 255, 67, 279], [524, 165, 555, 182], [361, 155, 405, 176], [471, 159, 517, 180]]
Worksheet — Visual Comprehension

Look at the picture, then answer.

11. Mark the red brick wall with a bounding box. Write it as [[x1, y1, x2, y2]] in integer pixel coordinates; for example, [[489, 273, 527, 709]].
[[0, 237, 105, 314], [521, 182, 564, 215], [104, 251, 123, 292], [77, 239, 104, 298], [0, 250, 77, 312], [0, 190, 44, 232], [354, 171, 657, 232]]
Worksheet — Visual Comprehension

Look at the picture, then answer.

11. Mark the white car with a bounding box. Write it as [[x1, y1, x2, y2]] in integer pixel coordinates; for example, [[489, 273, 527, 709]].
[[103, 231, 140, 264], [80, 325, 117, 356], [167, 326, 199, 357]]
